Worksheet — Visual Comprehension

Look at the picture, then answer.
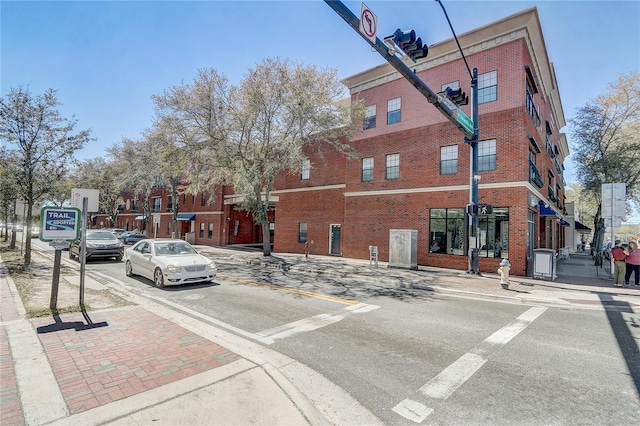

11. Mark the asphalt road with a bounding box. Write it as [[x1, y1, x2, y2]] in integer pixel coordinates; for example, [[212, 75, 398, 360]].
[[34, 239, 640, 425]]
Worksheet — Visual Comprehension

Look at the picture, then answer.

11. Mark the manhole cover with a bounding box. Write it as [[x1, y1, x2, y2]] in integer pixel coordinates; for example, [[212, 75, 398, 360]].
[[182, 294, 205, 301]]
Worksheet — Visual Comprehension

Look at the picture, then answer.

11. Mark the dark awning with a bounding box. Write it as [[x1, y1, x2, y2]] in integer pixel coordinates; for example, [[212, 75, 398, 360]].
[[559, 219, 570, 226], [538, 201, 557, 216], [177, 213, 195, 221], [575, 221, 591, 231]]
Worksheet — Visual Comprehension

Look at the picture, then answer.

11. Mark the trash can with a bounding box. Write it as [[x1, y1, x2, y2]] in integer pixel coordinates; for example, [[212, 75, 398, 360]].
[[533, 248, 557, 281]]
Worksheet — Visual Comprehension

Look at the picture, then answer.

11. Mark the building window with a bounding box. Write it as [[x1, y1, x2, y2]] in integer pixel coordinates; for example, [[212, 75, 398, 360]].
[[429, 208, 465, 255], [151, 197, 161, 213], [301, 159, 310, 180], [364, 105, 376, 130], [201, 193, 207, 206], [208, 223, 213, 238], [477, 139, 496, 171], [183, 194, 187, 205], [386, 153, 399, 180], [362, 157, 374, 182], [167, 195, 173, 212], [478, 208, 510, 258], [199, 222, 205, 238], [478, 70, 497, 104], [441, 81, 460, 92], [192, 195, 196, 204], [440, 145, 458, 175], [387, 97, 401, 124], [298, 223, 307, 243]]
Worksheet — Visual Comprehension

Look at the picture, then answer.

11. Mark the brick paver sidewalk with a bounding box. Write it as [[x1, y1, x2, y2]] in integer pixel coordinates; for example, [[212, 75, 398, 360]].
[[31, 307, 241, 414]]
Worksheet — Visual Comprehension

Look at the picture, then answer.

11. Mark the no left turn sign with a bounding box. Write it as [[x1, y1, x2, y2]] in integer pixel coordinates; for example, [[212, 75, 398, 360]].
[[359, 3, 377, 44]]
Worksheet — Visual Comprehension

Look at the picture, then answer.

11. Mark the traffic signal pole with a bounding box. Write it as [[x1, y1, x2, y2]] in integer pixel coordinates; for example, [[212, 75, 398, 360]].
[[468, 68, 480, 274], [324, 0, 473, 139]]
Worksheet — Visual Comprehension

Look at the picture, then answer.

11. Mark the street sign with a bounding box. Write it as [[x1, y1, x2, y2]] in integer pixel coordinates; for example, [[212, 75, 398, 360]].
[[71, 188, 100, 212], [359, 3, 377, 44], [39, 207, 81, 242], [456, 110, 474, 134], [49, 238, 70, 250]]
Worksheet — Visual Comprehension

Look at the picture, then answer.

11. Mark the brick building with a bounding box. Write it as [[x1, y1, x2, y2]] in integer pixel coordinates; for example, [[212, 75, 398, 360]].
[[272, 7, 569, 276], [97, 7, 568, 277]]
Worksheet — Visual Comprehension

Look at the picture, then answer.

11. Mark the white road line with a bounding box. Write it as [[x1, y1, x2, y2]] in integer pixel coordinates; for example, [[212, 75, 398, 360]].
[[394, 305, 548, 423], [259, 304, 381, 341]]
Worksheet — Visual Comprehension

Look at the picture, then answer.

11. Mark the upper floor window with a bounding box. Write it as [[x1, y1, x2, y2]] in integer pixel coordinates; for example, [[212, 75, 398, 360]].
[[387, 98, 401, 125], [386, 153, 399, 180], [151, 197, 162, 213], [478, 139, 496, 171], [362, 157, 374, 182], [478, 71, 497, 104], [364, 105, 376, 130], [440, 145, 458, 175], [301, 159, 310, 180]]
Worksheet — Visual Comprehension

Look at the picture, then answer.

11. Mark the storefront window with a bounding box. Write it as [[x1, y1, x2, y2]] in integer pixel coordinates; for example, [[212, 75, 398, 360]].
[[478, 207, 509, 258], [429, 208, 465, 255]]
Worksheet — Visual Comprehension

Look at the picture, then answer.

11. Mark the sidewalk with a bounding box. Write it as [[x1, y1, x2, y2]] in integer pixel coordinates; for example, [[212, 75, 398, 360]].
[[1, 246, 639, 425]]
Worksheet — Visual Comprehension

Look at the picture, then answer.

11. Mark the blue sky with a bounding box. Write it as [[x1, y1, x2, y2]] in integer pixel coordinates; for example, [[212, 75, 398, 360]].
[[2, 1, 639, 204]]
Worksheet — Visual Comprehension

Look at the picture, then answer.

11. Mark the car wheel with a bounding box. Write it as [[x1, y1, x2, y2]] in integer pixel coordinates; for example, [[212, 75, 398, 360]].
[[154, 268, 165, 288], [125, 260, 134, 277]]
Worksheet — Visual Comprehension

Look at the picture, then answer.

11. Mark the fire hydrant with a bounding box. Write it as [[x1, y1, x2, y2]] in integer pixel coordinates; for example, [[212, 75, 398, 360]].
[[497, 258, 511, 289]]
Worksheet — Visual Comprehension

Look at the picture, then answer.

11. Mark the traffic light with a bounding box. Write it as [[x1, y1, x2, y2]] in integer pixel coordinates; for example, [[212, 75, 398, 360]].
[[445, 87, 469, 106], [387, 28, 429, 62]]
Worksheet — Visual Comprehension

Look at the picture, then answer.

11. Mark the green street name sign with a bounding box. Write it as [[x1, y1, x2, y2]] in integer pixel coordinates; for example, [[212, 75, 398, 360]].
[[456, 110, 474, 134]]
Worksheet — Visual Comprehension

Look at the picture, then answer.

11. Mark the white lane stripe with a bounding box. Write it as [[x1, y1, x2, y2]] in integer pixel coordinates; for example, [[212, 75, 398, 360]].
[[392, 399, 434, 424], [394, 306, 548, 423], [258, 304, 379, 340], [420, 353, 486, 399], [420, 306, 547, 400]]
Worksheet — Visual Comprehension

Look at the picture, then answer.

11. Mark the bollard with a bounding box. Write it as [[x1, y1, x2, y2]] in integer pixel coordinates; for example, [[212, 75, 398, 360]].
[[497, 258, 511, 289]]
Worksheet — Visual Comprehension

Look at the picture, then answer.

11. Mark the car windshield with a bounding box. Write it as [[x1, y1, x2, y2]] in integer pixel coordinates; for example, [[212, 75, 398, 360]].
[[87, 232, 116, 240], [154, 242, 197, 256]]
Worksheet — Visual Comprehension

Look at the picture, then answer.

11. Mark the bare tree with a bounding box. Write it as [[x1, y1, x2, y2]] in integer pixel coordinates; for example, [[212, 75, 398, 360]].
[[153, 58, 364, 255], [0, 86, 91, 265], [570, 71, 640, 252]]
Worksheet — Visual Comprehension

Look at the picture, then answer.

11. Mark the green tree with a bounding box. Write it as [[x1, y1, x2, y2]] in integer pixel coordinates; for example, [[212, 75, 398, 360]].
[[0, 148, 20, 243], [71, 158, 126, 227], [570, 71, 640, 252], [153, 58, 364, 255], [0, 86, 91, 265]]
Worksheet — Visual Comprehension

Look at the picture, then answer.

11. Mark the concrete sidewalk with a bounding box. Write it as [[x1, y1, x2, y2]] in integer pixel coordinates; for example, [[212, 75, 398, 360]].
[[2, 247, 639, 426]]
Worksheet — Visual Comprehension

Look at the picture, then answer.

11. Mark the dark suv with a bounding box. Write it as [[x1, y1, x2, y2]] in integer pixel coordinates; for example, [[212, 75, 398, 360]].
[[69, 230, 124, 261]]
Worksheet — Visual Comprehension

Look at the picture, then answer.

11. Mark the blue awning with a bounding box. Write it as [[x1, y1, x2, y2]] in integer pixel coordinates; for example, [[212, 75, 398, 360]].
[[558, 219, 570, 226], [177, 213, 195, 221], [538, 201, 556, 216]]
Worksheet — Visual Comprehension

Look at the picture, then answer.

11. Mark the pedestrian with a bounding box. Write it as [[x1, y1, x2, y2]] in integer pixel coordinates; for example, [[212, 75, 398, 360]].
[[580, 238, 585, 251], [623, 241, 640, 287], [610, 239, 626, 287]]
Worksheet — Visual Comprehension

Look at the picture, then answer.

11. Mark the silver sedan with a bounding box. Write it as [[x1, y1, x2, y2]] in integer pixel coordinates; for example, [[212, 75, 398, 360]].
[[124, 239, 217, 288]]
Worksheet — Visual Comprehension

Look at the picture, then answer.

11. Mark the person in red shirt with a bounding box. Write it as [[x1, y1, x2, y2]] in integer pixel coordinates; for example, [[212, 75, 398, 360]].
[[623, 241, 640, 287], [611, 240, 627, 287]]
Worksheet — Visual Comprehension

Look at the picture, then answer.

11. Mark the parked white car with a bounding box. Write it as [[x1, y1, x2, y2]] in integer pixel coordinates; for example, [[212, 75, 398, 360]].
[[124, 239, 216, 288]]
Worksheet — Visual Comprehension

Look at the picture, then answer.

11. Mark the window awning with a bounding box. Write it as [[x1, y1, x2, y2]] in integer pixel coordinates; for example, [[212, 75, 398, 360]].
[[134, 215, 147, 221], [538, 201, 557, 216], [558, 219, 570, 226], [177, 213, 195, 221], [575, 221, 591, 231]]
